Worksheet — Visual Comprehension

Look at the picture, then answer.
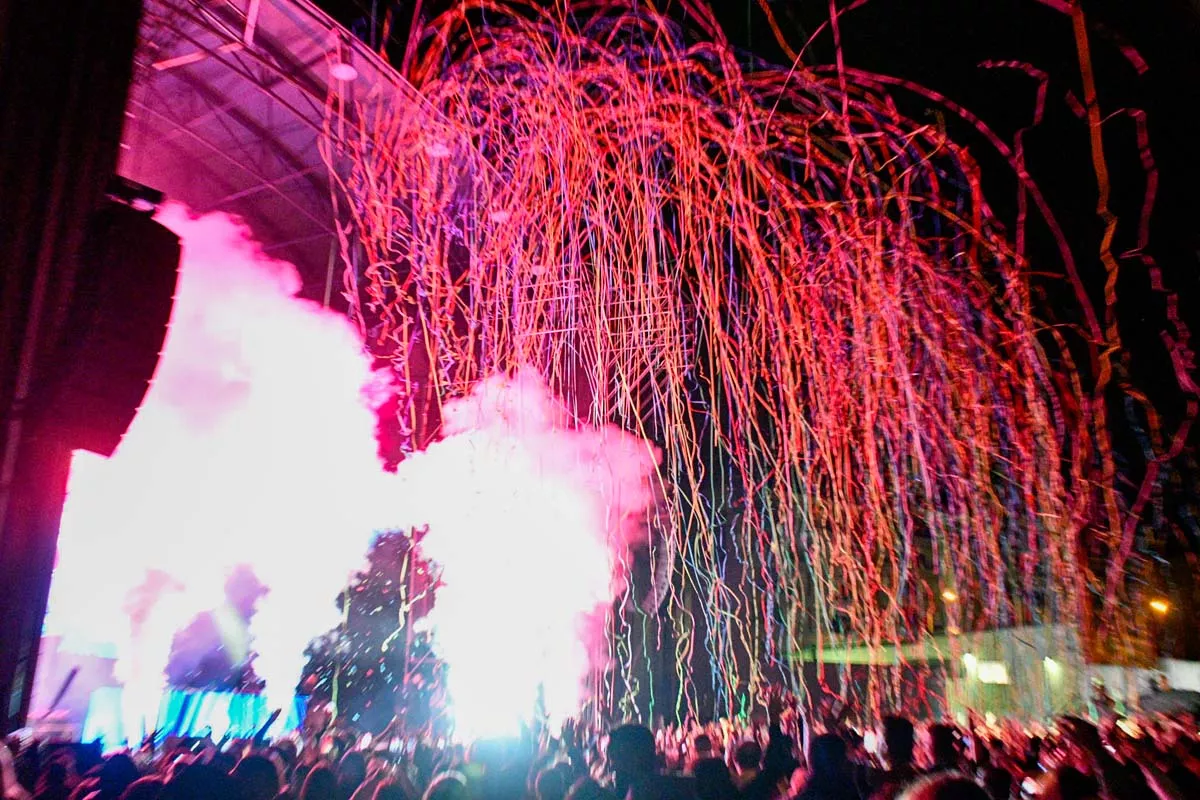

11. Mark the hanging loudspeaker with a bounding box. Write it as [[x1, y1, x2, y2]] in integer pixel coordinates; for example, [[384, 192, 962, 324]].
[[44, 196, 180, 457]]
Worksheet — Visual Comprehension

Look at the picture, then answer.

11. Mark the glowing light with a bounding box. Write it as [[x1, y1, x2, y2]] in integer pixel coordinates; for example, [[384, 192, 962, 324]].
[[962, 653, 977, 670], [1043, 657, 1060, 674], [1150, 598, 1169, 615], [330, 62, 358, 81], [976, 661, 1010, 685], [941, 590, 959, 604]]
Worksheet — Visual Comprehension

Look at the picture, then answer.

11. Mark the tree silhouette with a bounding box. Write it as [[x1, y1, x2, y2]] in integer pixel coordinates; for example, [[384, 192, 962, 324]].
[[300, 529, 444, 733]]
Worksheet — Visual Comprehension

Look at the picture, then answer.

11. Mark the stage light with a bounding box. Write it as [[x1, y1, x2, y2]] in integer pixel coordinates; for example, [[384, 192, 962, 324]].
[[941, 589, 958, 603], [976, 661, 1009, 685], [1149, 598, 1169, 615], [330, 62, 358, 81], [104, 176, 164, 214]]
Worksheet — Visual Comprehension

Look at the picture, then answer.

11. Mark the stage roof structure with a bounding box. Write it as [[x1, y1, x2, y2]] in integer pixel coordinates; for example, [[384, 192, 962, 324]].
[[121, 0, 420, 305]]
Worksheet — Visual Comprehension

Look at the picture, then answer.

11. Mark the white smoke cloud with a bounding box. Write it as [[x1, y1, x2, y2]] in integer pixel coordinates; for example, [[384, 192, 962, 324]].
[[390, 367, 660, 738]]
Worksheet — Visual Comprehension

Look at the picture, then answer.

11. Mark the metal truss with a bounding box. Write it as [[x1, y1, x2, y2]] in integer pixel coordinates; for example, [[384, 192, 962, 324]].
[[123, 0, 421, 303]]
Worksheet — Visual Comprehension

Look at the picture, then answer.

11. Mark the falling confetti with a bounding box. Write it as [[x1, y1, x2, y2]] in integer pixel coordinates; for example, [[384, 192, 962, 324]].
[[328, 0, 1196, 720]]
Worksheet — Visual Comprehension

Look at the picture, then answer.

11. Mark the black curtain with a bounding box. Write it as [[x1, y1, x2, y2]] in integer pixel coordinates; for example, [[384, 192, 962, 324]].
[[0, 0, 142, 733]]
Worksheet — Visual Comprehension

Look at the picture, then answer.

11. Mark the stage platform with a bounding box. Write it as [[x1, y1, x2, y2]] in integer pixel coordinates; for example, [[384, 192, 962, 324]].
[[81, 688, 306, 746]]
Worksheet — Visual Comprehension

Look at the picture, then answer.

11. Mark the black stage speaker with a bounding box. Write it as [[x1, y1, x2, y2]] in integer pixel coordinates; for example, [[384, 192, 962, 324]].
[[43, 200, 181, 457]]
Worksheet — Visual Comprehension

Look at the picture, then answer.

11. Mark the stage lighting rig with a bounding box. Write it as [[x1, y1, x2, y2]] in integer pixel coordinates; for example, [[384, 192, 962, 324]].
[[104, 175, 165, 214]]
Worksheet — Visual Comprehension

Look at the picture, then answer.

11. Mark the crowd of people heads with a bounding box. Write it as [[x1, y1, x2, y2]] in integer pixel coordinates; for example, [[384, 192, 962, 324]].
[[4, 699, 1200, 800]]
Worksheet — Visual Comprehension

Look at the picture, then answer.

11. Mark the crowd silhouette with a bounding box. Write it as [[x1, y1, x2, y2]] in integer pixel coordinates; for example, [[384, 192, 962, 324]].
[[4, 691, 1198, 800]]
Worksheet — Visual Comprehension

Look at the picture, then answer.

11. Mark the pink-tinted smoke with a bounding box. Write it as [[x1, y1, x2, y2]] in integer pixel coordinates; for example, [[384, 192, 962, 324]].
[[44, 204, 390, 739], [43, 205, 661, 741], [390, 367, 661, 738]]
